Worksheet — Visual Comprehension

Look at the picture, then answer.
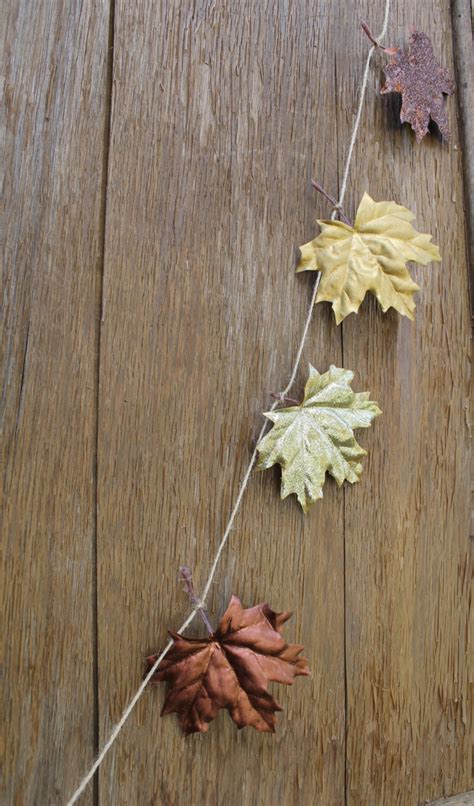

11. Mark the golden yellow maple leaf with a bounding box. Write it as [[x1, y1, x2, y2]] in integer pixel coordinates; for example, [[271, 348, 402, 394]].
[[297, 192, 441, 324]]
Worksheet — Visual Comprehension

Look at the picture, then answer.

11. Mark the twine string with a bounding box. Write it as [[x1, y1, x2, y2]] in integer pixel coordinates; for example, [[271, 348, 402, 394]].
[[331, 0, 390, 220], [66, 3, 390, 802]]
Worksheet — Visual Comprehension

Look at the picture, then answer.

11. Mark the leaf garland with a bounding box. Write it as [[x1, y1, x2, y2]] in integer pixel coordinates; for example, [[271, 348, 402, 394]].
[[297, 192, 441, 324], [147, 595, 309, 735], [256, 365, 381, 512]]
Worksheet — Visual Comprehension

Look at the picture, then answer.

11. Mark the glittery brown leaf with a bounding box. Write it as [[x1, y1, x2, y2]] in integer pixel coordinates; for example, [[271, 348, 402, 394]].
[[381, 30, 454, 142], [146, 595, 310, 735]]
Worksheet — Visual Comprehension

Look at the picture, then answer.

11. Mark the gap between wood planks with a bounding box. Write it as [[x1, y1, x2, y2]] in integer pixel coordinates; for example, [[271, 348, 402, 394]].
[[92, 0, 116, 804]]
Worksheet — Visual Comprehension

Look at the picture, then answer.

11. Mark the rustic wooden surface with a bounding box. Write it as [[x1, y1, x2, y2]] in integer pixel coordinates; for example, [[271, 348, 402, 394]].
[[336, 2, 472, 803], [452, 0, 474, 306], [3, 1, 471, 805], [2, 1, 110, 804]]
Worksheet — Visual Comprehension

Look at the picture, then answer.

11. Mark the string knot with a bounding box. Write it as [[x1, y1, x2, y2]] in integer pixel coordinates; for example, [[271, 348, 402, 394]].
[[192, 598, 207, 612]]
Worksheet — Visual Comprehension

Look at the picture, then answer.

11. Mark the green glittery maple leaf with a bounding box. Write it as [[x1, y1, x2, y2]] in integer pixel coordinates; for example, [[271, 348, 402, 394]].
[[257, 365, 381, 512]]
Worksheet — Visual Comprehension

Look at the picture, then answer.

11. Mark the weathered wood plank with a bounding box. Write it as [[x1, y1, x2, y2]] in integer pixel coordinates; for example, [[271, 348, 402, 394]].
[[451, 0, 474, 309], [2, 1, 109, 802], [334, 2, 471, 804], [97, 1, 344, 803], [6, 0, 469, 802]]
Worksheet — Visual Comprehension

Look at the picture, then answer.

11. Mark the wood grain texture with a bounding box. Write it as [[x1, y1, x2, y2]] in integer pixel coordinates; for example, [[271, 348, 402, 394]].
[[335, 2, 472, 804], [3, 0, 472, 804], [2, 1, 109, 802], [97, 1, 345, 804], [451, 0, 473, 309]]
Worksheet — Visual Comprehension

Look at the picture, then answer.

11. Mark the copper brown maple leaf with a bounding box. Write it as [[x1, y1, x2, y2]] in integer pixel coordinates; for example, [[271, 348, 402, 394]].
[[381, 30, 454, 142], [146, 595, 310, 735]]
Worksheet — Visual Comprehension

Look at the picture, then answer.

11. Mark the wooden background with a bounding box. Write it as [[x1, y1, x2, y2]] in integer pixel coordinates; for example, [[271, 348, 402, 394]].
[[3, 1, 472, 804]]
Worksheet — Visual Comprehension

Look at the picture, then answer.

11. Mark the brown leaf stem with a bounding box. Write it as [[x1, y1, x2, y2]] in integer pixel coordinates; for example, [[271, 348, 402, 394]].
[[360, 20, 394, 52], [360, 20, 380, 48], [360, 20, 396, 54], [311, 180, 351, 226], [179, 566, 214, 635], [270, 392, 300, 406]]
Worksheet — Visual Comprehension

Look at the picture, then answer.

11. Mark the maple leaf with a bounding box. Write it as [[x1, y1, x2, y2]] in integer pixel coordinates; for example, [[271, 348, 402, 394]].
[[297, 192, 441, 324], [380, 30, 455, 142], [256, 365, 381, 512], [147, 595, 309, 735]]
